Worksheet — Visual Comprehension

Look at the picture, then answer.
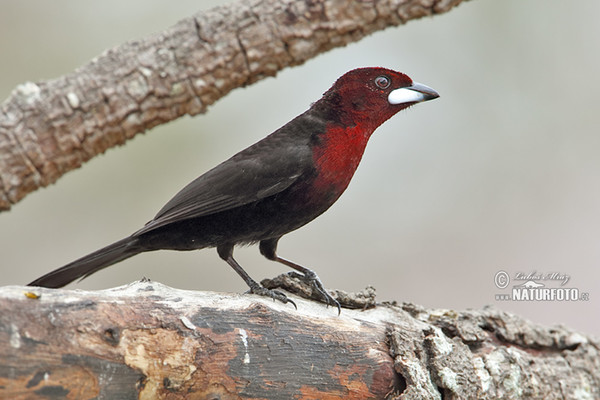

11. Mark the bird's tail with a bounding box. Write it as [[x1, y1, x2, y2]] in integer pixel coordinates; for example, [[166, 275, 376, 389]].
[[28, 237, 143, 288]]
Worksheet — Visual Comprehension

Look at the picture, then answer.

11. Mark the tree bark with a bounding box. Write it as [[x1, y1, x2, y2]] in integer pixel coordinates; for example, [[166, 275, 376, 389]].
[[0, 279, 597, 399], [0, 0, 468, 212]]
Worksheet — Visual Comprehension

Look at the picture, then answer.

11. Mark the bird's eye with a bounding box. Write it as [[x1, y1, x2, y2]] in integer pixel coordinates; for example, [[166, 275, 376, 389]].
[[374, 75, 391, 89]]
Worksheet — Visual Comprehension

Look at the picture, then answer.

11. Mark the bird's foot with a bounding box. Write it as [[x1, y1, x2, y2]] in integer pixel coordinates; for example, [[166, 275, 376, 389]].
[[287, 270, 341, 315], [246, 281, 297, 310]]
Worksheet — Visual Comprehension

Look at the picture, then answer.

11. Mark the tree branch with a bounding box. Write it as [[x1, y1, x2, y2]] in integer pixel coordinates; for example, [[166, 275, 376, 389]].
[[0, 279, 597, 399], [0, 0, 468, 212]]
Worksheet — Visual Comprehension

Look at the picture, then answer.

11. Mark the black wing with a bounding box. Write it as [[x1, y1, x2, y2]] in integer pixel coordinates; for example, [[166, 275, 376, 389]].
[[134, 129, 315, 236]]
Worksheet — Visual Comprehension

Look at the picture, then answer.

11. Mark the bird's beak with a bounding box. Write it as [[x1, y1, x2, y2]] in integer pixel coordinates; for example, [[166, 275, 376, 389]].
[[388, 82, 439, 105]]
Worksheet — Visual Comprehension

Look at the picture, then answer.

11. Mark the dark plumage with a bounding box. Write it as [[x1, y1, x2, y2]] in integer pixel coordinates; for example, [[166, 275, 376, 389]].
[[28, 67, 439, 311]]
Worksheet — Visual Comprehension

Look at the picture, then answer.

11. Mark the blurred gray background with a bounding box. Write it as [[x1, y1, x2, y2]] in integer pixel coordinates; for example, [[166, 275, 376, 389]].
[[1, 1, 599, 335]]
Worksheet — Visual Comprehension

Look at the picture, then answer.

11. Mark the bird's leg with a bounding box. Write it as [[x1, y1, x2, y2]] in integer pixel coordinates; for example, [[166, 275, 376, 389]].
[[259, 238, 341, 314], [216, 244, 296, 308]]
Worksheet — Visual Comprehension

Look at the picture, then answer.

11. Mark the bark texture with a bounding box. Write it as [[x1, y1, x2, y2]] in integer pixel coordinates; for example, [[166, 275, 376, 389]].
[[0, 0, 468, 212], [0, 279, 597, 399]]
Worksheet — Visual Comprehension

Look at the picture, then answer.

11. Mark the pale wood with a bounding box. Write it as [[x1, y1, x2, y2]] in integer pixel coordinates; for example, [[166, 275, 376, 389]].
[[0, 279, 597, 399], [0, 0, 469, 211]]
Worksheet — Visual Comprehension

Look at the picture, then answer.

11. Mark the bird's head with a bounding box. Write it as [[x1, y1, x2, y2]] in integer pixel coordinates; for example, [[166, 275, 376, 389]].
[[321, 67, 439, 131]]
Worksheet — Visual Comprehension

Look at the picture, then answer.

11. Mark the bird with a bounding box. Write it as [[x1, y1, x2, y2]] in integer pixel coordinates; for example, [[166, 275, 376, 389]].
[[28, 67, 439, 311]]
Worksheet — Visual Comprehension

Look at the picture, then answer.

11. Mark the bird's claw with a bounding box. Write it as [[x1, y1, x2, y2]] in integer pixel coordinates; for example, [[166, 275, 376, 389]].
[[247, 285, 297, 310], [288, 271, 341, 315]]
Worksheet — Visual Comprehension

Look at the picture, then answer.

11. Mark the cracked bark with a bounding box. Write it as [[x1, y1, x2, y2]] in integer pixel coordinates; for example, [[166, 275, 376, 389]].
[[0, 0, 469, 211], [0, 279, 598, 399]]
